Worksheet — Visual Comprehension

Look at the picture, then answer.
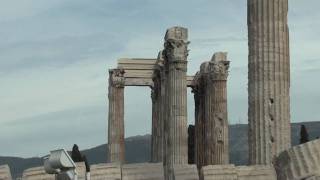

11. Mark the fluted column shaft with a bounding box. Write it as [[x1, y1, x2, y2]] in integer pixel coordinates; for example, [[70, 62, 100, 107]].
[[159, 69, 166, 161], [151, 88, 158, 162], [151, 66, 163, 162], [204, 53, 230, 165], [108, 69, 125, 163], [163, 27, 189, 180], [193, 81, 205, 169], [193, 86, 200, 167], [248, 0, 291, 165]]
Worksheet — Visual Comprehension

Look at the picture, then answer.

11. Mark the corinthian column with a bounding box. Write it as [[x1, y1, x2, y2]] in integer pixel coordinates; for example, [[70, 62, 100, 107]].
[[163, 26, 189, 180], [203, 52, 230, 165], [248, 0, 291, 165], [108, 69, 125, 163]]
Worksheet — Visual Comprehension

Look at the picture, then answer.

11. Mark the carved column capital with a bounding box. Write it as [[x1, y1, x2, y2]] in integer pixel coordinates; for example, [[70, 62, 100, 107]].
[[163, 27, 189, 73], [201, 52, 230, 81], [109, 69, 125, 88], [207, 60, 230, 81], [163, 39, 189, 61]]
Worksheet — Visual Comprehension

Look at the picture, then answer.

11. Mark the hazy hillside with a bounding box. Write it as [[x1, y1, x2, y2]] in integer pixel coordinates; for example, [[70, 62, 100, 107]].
[[1, 122, 319, 178]]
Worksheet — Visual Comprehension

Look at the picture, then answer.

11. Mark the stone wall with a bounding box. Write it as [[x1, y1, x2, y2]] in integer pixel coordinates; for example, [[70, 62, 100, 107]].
[[21, 162, 85, 180], [122, 163, 164, 180], [200, 164, 276, 180], [90, 163, 121, 180], [173, 164, 199, 180], [22, 166, 55, 180], [75, 162, 86, 180], [200, 165, 237, 180], [237, 165, 276, 180]]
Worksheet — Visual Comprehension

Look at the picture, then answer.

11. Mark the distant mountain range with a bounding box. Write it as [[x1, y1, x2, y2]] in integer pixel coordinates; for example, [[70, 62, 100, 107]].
[[1, 121, 319, 179]]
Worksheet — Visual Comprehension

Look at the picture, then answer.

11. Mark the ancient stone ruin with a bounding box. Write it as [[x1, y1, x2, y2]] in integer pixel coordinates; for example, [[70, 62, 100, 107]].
[[4, 0, 319, 179], [105, 0, 320, 179]]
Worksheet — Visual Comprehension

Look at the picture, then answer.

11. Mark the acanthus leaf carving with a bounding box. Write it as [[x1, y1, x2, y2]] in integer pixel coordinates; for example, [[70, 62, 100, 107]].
[[208, 60, 230, 81], [164, 39, 189, 62], [110, 69, 125, 88]]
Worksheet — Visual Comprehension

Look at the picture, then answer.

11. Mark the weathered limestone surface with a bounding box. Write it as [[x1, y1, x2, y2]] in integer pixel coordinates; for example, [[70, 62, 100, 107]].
[[158, 53, 166, 163], [0, 165, 12, 180], [200, 164, 237, 180], [151, 51, 165, 163], [108, 69, 125, 163], [275, 139, 320, 180], [163, 26, 189, 180], [203, 52, 230, 165], [90, 163, 121, 180], [122, 163, 164, 180], [237, 165, 276, 180], [21, 163, 85, 180], [248, 0, 291, 165], [200, 165, 276, 180], [305, 176, 320, 180], [173, 164, 199, 180], [22, 166, 55, 180], [75, 162, 86, 180]]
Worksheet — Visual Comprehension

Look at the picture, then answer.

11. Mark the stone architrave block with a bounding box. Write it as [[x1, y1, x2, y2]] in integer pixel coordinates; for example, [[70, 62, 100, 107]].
[[200, 164, 237, 180], [200, 164, 276, 180], [90, 163, 121, 180], [173, 164, 199, 180], [237, 165, 276, 180], [22, 166, 55, 180], [122, 163, 164, 180]]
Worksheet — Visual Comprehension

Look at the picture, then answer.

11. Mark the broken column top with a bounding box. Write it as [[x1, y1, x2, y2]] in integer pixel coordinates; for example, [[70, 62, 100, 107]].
[[109, 68, 125, 88], [200, 61, 210, 73], [165, 26, 188, 41], [163, 26, 189, 64], [198, 52, 230, 81], [211, 52, 228, 62], [200, 52, 229, 74]]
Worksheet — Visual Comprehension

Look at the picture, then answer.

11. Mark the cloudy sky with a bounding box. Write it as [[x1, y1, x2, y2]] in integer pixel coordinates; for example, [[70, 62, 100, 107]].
[[0, 0, 319, 157]]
